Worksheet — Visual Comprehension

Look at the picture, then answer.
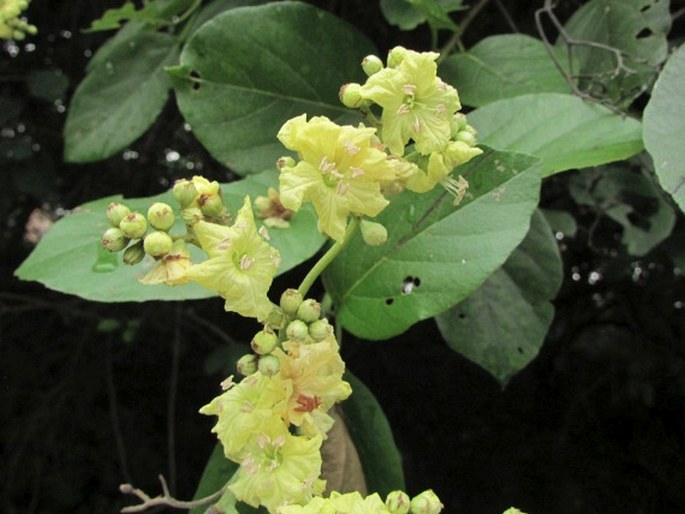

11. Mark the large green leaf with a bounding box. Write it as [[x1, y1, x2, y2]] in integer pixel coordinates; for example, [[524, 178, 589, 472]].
[[561, 0, 671, 106], [64, 30, 179, 162], [323, 148, 542, 340], [435, 209, 562, 386], [440, 34, 572, 108], [171, 1, 374, 175], [380, 0, 464, 31], [15, 171, 325, 302], [340, 372, 405, 496], [468, 93, 643, 177], [569, 165, 675, 256], [643, 43, 685, 214]]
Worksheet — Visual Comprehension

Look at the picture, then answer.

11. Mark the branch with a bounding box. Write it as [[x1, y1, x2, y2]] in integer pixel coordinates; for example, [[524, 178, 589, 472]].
[[119, 475, 226, 513]]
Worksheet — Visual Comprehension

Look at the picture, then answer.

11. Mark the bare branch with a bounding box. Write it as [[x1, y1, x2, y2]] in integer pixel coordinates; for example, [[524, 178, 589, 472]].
[[119, 475, 227, 513]]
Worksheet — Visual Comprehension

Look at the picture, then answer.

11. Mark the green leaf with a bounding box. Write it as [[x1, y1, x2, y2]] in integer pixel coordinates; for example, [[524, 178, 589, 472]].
[[172, 1, 375, 175], [380, 0, 464, 31], [340, 372, 405, 496], [561, 0, 671, 106], [324, 148, 542, 340], [64, 30, 179, 162], [569, 165, 675, 256], [440, 34, 573, 108], [15, 170, 325, 302], [541, 208, 577, 239], [435, 209, 562, 386], [83, 0, 190, 32], [186, 0, 268, 36], [468, 93, 643, 177], [27, 70, 69, 102], [643, 43, 685, 214]]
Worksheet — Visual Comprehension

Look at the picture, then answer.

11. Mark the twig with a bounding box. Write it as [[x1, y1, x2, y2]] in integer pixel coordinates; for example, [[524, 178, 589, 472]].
[[183, 308, 237, 348], [494, 0, 519, 33], [167, 304, 182, 495], [438, 0, 492, 61], [106, 337, 133, 484], [119, 475, 227, 513]]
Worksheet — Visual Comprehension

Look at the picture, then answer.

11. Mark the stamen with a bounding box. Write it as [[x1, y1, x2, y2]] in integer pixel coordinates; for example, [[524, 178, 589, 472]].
[[440, 175, 469, 206], [330, 169, 344, 179], [240, 255, 256, 271], [412, 120, 422, 134], [217, 238, 232, 250], [436, 103, 446, 115], [258, 225, 270, 240], [319, 156, 337, 173], [402, 84, 417, 95], [350, 167, 365, 178], [257, 433, 270, 449], [343, 140, 361, 156], [220, 375, 235, 391], [396, 103, 411, 116], [336, 182, 349, 195]]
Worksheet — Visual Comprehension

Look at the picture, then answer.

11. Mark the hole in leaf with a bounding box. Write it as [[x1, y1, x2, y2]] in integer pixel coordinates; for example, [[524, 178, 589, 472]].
[[458, 313, 466, 320], [401, 276, 420, 295], [635, 27, 653, 39], [190, 70, 202, 91], [385, 298, 394, 305], [517, 347, 524, 354]]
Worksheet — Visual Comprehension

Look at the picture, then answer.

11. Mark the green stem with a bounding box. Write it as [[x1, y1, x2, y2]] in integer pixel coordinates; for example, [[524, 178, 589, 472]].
[[297, 217, 360, 298]]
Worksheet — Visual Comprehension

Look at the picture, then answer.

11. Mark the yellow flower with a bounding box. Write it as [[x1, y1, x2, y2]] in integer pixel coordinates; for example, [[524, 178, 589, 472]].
[[359, 47, 461, 156], [199, 373, 289, 461], [274, 335, 352, 437], [278, 491, 389, 514], [139, 239, 192, 285], [277, 115, 398, 242], [230, 423, 324, 513], [185, 196, 281, 321]]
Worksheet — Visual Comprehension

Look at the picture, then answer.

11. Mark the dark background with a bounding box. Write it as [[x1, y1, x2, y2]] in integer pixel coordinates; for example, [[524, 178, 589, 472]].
[[2, 1, 685, 513]]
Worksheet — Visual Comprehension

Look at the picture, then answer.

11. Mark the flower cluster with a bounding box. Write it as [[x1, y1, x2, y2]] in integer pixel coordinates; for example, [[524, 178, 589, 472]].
[[200, 291, 352, 512], [278, 489, 443, 514], [0, 0, 36, 40]]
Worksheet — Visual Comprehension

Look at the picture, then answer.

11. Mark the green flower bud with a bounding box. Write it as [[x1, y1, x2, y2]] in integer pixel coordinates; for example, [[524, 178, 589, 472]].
[[286, 319, 309, 341], [101, 227, 129, 252], [143, 230, 173, 258], [410, 490, 443, 514], [362, 54, 383, 76], [296, 298, 321, 323], [258, 354, 280, 376], [308, 318, 332, 341], [250, 329, 279, 355], [147, 202, 175, 231], [119, 212, 147, 239], [361, 220, 388, 246], [198, 193, 224, 218], [123, 240, 145, 265], [388, 46, 408, 68], [386, 490, 411, 514], [182, 206, 203, 227], [264, 308, 286, 330], [450, 113, 468, 137], [277, 156, 296, 170], [339, 83, 363, 109], [106, 202, 131, 228], [172, 179, 197, 208], [280, 288, 303, 316], [455, 129, 477, 147], [236, 353, 258, 376]]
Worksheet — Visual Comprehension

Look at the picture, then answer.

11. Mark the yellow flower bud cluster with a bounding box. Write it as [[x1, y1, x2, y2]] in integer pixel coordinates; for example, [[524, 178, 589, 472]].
[[0, 0, 36, 40], [200, 291, 352, 512]]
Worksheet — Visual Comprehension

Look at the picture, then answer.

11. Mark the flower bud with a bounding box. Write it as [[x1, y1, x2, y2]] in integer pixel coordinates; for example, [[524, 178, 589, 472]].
[[361, 220, 388, 246], [182, 206, 204, 227], [147, 202, 175, 231], [236, 353, 258, 376], [106, 202, 131, 228], [264, 308, 286, 330], [250, 329, 279, 355], [280, 288, 303, 316], [296, 298, 321, 323], [119, 212, 147, 239], [362, 54, 383, 76], [455, 129, 477, 147], [450, 113, 467, 137], [198, 193, 224, 218], [101, 227, 129, 252], [143, 230, 173, 258], [410, 490, 443, 514], [277, 156, 296, 170], [258, 354, 280, 376], [172, 179, 197, 208], [286, 319, 309, 341], [308, 318, 332, 342], [386, 491, 411, 514], [388, 46, 408, 68], [123, 240, 145, 265], [339, 83, 363, 109]]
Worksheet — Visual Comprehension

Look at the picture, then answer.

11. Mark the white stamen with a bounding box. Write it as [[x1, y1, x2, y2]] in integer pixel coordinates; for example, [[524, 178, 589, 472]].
[[412, 120, 422, 134], [402, 84, 416, 95], [343, 140, 361, 156], [350, 167, 365, 178], [257, 433, 270, 449], [330, 169, 344, 179], [220, 375, 235, 391], [396, 103, 411, 116], [218, 238, 232, 250], [436, 103, 446, 114], [336, 182, 349, 195], [240, 255, 256, 270], [319, 156, 337, 173], [258, 225, 270, 240]]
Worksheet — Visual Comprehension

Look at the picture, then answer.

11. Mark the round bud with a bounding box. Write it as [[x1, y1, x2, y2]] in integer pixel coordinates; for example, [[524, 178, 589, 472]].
[[339, 83, 363, 109], [258, 354, 280, 376], [264, 308, 286, 330], [143, 231, 173, 257], [251, 329, 279, 355], [280, 288, 303, 316], [181, 206, 203, 227], [198, 193, 224, 217], [296, 299, 321, 323], [362, 54, 383, 76], [277, 156, 296, 170], [147, 202, 175, 231], [123, 240, 145, 265], [308, 318, 332, 342], [410, 490, 443, 514], [119, 212, 148, 239], [286, 319, 309, 341], [361, 220, 388, 246], [236, 353, 258, 376], [387, 46, 408, 68], [101, 227, 129, 252], [106, 202, 131, 228], [450, 113, 467, 137], [172, 179, 197, 208], [455, 129, 476, 147], [386, 491, 411, 514]]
